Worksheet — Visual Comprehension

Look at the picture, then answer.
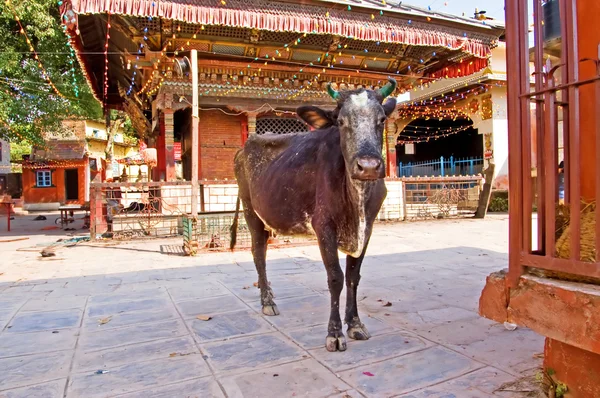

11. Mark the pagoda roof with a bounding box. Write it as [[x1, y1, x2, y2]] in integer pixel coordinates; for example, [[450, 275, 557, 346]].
[[61, 0, 504, 130]]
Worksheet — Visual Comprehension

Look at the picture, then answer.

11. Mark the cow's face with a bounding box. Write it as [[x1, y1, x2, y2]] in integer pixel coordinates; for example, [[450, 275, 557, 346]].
[[297, 79, 397, 181]]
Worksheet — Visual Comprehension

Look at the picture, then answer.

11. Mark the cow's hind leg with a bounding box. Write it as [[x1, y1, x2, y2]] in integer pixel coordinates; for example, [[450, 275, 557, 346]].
[[315, 223, 346, 352], [243, 204, 279, 316], [345, 253, 370, 340]]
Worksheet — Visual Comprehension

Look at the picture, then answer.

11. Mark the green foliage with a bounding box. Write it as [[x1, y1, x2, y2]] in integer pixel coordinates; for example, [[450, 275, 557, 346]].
[[555, 382, 568, 397], [488, 197, 509, 212], [0, 0, 102, 145], [9, 140, 31, 162]]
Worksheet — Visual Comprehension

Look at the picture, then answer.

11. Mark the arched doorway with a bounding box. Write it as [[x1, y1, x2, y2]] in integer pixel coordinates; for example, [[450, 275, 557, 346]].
[[395, 117, 483, 177]]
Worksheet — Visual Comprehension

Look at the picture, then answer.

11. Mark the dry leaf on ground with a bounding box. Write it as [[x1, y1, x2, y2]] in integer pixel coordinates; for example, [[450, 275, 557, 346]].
[[169, 352, 193, 357], [196, 315, 212, 321], [383, 302, 392, 307], [98, 316, 112, 325]]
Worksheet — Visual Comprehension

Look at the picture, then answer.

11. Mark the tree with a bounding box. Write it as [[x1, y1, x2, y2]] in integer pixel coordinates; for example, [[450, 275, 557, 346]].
[[104, 110, 135, 181], [0, 0, 103, 145]]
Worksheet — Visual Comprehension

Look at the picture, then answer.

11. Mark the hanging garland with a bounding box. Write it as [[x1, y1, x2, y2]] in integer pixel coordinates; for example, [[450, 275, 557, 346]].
[[6, 0, 66, 98]]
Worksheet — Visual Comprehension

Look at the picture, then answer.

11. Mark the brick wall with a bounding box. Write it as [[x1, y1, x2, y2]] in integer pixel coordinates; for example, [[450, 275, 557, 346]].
[[199, 110, 244, 180]]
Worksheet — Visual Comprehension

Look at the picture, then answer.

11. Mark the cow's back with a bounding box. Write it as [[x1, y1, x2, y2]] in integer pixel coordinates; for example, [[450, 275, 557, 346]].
[[234, 130, 337, 235]]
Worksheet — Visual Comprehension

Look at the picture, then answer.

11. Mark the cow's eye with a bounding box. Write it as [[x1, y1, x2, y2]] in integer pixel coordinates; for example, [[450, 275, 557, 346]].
[[378, 116, 386, 125], [338, 119, 345, 127]]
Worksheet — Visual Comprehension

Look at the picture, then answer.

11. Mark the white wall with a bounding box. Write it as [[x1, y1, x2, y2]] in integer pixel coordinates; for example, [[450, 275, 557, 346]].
[[490, 86, 509, 189], [85, 121, 124, 143], [0, 139, 10, 174]]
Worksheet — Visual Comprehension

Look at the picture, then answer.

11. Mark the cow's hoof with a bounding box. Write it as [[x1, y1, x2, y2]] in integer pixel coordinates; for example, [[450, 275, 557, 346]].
[[262, 304, 280, 316], [348, 323, 371, 340], [325, 335, 347, 352]]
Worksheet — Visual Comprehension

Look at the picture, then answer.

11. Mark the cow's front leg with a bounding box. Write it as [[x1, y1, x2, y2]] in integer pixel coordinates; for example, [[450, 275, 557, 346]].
[[345, 253, 370, 340], [315, 222, 346, 352]]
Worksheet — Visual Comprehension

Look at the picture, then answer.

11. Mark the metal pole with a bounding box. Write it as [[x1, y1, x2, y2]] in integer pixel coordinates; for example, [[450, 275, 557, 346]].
[[191, 49, 199, 217]]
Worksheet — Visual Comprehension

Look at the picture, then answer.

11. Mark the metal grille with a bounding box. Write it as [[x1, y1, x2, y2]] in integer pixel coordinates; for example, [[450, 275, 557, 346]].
[[174, 40, 210, 52], [199, 25, 250, 39], [260, 31, 300, 44], [363, 59, 392, 70], [300, 34, 331, 48], [340, 38, 402, 54], [258, 47, 290, 60], [132, 17, 162, 33], [291, 50, 320, 62], [212, 44, 246, 56], [256, 117, 308, 135], [335, 55, 363, 67]]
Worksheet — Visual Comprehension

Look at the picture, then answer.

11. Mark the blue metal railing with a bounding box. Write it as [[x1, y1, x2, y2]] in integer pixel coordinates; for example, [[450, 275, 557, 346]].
[[398, 156, 484, 177]]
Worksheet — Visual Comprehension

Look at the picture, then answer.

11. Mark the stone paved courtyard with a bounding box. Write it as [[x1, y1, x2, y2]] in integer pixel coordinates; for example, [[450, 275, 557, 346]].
[[0, 214, 544, 397]]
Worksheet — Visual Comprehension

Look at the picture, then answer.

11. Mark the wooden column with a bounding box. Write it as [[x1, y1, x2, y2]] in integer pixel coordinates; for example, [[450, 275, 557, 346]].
[[163, 110, 176, 181], [190, 49, 199, 216], [247, 112, 257, 135], [385, 118, 398, 177]]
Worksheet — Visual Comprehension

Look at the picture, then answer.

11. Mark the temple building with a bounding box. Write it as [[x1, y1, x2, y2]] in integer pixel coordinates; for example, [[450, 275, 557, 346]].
[[60, 0, 504, 182]]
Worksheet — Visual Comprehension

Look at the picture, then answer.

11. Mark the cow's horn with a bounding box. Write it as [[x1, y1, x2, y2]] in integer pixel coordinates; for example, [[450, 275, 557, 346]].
[[378, 78, 397, 98], [327, 83, 340, 100]]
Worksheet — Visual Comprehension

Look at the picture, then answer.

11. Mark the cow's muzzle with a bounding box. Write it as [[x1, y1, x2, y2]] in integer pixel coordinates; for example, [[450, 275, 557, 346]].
[[352, 157, 384, 180]]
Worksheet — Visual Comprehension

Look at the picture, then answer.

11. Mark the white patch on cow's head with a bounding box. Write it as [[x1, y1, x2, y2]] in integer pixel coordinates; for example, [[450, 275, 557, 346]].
[[350, 91, 370, 108]]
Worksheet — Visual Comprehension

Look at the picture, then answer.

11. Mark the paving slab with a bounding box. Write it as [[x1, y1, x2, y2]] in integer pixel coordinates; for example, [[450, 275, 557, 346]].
[[116, 377, 225, 398], [310, 331, 431, 372], [398, 367, 516, 397], [82, 306, 179, 331], [0, 351, 73, 391], [73, 336, 199, 372], [6, 309, 83, 333], [219, 359, 354, 398], [0, 379, 67, 398], [189, 310, 275, 342], [0, 328, 79, 357], [339, 346, 483, 397], [0, 216, 544, 397], [202, 333, 306, 375], [67, 356, 211, 397], [78, 319, 189, 351], [287, 315, 393, 350], [20, 296, 87, 312], [176, 295, 249, 318]]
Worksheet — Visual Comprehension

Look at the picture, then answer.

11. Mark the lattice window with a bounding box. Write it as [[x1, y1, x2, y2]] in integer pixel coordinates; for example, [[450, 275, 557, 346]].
[[405, 46, 446, 60], [212, 44, 246, 56], [363, 59, 392, 70], [299, 34, 331, 48], [291, 50, 321, 62], [340, 38, 402, 55], [132, 17, 162, 34], [199, 25, 250, 39], [261, 31, 300, 44], [256, 117, 308, 135]]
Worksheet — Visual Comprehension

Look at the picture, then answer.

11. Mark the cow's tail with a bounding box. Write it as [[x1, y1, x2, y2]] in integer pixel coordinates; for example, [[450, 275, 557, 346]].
[[229, 195, 241, 251]]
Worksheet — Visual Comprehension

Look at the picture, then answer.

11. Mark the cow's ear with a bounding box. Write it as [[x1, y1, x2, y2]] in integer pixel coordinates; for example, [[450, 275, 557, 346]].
[[382, 98, 397, 117], [296, 106, 334, 129]]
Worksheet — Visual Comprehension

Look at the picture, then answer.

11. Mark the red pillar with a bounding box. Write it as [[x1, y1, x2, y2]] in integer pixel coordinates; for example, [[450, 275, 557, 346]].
[[157, 110, 176, 181], [385, 119, 398, 177]]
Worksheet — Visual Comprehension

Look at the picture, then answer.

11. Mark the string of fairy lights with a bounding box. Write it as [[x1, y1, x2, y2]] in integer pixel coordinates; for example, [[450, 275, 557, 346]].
[[5, 0, 66, 98], [2, 0, 496, 152], [397, 125, 473, 145], [102, 13, 111, 108], [114, 0, 490, 107]]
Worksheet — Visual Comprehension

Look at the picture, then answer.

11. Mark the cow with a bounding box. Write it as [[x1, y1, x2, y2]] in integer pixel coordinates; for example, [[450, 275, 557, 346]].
[[230, 79, 397, 352]]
